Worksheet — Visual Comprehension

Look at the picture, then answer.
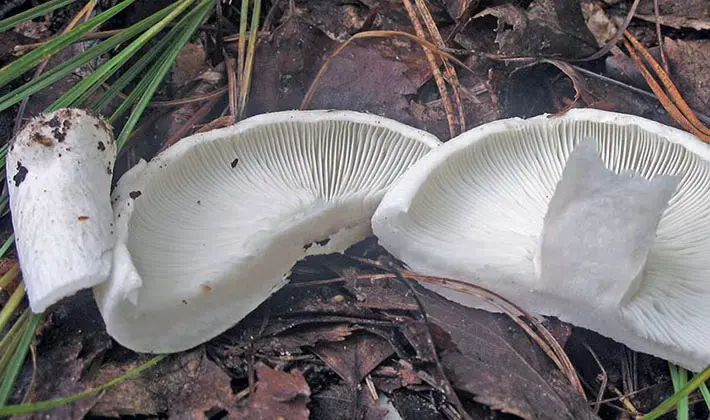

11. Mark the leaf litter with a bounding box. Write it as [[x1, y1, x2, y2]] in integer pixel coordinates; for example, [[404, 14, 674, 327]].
[[4, 0, 710, 419]]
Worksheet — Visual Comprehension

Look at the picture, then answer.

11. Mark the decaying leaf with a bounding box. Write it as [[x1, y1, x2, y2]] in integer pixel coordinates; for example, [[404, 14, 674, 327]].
[[662, 38, 710, 116], [464, 0, 598, 58], [414, 286, 600, 420], [233, 365, 311, 420], [89, 349, 234, 418], [310, 384, 389, 420], [314, 331, 395, 385], [247, 16, 335, 115], [14, 291, 112, 420], [308, 40, 426, 125], [635, 0, 710, 30]]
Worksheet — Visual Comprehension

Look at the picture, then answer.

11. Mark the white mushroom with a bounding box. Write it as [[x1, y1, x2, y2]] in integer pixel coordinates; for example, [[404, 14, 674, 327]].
[[94, 110, 440, 353], [7, 108, 116, 313], [372, 108, 710, 371]]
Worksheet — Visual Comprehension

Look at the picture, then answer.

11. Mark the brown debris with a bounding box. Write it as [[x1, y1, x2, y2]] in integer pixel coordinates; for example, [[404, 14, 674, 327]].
[[233, 365, 311, 420], [90, 349, 234, 418], [247, 17, 335, 116], [464, 0, 598, 58], [415, 286, 600, 420], [314, 331, 395, 385], [635, 0, 710, 30]]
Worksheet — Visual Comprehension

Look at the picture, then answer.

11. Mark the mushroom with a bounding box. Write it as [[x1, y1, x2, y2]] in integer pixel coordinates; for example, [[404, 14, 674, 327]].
[[94, 110, 440, 353], [7, 108, 116, 313], [372, 108, 710, 371]]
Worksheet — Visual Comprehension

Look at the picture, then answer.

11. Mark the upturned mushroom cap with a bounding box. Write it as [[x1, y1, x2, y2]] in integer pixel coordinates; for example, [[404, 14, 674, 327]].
[[7, 108, 116, 313], [94, 110, 440, 353], [372, 108, 710, 371]]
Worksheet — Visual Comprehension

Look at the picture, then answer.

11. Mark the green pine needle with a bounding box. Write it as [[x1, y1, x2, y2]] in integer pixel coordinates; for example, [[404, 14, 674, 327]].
[[0, 0, 79, 32]]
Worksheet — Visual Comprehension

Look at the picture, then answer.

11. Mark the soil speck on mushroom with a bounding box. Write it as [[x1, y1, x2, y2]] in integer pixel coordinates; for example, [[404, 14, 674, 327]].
[[97, 141, 106, 151], [31, 132, 53, 146], [13, 162, 28, 187], [78, 216, 89, 221], [230, 157, 239, 168], [129, 191, 142, 199]]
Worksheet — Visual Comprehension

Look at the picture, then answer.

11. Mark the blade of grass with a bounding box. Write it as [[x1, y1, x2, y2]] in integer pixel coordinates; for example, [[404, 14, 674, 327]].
[[0, 0, 137, 89], [237, 0, 261, 120], [115, 0, 214, 150], [0, 3, 177, 113], [0, 0, 79, 32], [107, 0, 212, 123], [676, 366, 689, 420], [91, 3, 200, 112], [0, 262, 19, 289], [0, 309, 28, 354], [0, 313, 41, 407], [644, 365, 710, 420], [48, 0, 195, 111], [0, 353, 166, 415], [13, 0, 98, 134], [0, 235, 14, 259], [699, 382, 710, 410], [0, 282, 24, 335]]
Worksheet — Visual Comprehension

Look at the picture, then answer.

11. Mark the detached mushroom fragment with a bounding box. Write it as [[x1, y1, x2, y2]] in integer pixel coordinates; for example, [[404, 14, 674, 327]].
[[8, 108, 116, 313], [372, 109, 710, 371], [95, 110, 440, 353]]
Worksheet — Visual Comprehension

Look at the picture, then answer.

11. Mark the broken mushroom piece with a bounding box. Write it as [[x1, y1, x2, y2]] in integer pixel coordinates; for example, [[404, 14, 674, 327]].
[[372, 108, 710, 371], [95, 110, 440, 353], [7, 108, 116, 313]]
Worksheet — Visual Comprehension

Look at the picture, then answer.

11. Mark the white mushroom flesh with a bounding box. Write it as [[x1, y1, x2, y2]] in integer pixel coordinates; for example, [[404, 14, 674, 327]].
[[372, 108, 710, 371], [95, 110, 440, 353]]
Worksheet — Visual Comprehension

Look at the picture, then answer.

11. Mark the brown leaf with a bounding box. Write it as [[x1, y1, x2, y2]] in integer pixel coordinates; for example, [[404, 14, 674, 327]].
[[247, 16, 335, 116], [635, 0, 710, 30], [89, 350, 234, 418], [662, 38, 710, 116], [465, 0, 598, 58], [292, 0, 370, 42], [233, 365, 311, 420], [314, 331, 395, 385], [415, 287, 600, 420], [14, 291, 112, 420], [310, 384, 387, 420], [309, 40, 425, 125], [171, 42, 208, 88]]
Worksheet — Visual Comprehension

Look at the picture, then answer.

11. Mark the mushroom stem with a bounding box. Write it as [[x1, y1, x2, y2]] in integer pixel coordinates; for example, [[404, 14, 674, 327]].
[[7, 109, 116, 313]]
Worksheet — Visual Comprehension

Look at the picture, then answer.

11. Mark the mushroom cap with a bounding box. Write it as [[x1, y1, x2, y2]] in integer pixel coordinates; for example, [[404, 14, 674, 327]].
[[7, 108, 116, 313], [372, 108, 710, 371], [94, 109, 440, 353]]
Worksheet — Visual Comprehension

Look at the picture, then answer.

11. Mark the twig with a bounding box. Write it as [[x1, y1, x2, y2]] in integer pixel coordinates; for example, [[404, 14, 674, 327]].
[[157, 96, 221, 153], [652, 0, 669, 73], [381, 259, 474, 420], [225, 54, 237, 118], [402, 0, 457, 137], [623, 31, 710, 141], [583, 343, 608, 413], [414, 0, 466, 132]]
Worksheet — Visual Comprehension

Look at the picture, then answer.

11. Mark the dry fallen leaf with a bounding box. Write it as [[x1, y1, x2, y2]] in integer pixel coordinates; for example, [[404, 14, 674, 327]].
[[314, 331, 395, 385], [635, 0, 710, 31], [308, 40, 425, 125], [310, 383, 388, 420], [233, 365, 311, 420], [89, 349, 234, 418], [662, 38, 710, 116], [461, 0, 598, 58], [247, 16, 335, 116], [414, 286, 600, 420]]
